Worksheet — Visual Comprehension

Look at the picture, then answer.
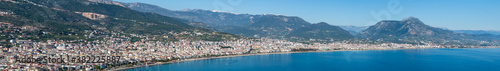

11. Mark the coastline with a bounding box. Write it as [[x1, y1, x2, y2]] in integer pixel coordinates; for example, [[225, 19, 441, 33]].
[[109, 47, 499, 71], [109, 50, 344, 71]]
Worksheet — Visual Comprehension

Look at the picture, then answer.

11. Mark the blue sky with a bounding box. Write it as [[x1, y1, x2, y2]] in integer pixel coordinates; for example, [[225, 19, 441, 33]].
[[115, 0, 500, 30]]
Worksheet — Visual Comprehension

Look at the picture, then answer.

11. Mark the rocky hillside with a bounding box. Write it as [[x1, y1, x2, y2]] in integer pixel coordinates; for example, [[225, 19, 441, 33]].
[[287, 22, 354, 40], [0, 0, 238, 42]]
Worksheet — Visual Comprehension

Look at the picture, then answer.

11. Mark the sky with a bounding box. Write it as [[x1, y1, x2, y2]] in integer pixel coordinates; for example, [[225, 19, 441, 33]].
[[114, 0, 500, 30]]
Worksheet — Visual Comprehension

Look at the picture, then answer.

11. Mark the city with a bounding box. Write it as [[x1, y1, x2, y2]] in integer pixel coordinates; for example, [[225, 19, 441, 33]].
[[1, 35, 447, 70], [1, 0, 500, 71]]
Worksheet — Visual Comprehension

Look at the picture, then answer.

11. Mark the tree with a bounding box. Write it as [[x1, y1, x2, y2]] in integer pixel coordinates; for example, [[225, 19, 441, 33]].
[[94, 65, 101, 70]]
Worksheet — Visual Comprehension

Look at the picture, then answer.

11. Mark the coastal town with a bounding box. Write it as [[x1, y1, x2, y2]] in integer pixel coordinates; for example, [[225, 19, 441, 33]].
[[0, 8, 496, 71], [0, 34, 445, 71], [1, 0, 499, 71], [0, 21, 489, 71]]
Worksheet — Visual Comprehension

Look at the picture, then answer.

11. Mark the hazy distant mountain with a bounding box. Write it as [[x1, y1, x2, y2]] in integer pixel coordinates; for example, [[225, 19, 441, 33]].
[[453, 30, 500, 36], [435, 25, 500, 36], [108, 1, 500, 44], [120, 2, 355, 40], [288, 22, 354, 40], [339, 25, 368, 35], [358, 17, 499, 45]]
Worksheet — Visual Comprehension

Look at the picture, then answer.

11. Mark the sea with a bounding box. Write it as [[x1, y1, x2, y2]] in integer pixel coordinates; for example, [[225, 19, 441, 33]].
[[120, 48, 500, 71]]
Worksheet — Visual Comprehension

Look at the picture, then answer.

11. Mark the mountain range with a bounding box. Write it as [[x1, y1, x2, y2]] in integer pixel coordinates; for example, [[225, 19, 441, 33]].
[[120, 2, 354, 41], [0, 0, 238, 42], [1, 0, 498, 46], [118, 1, 499, 45], [339, 25, 368, 35]]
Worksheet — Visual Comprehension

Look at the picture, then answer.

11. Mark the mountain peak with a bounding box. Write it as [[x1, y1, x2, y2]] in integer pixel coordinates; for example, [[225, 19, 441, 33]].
[[402, 16, 420, 21], [315, 22, 329, 25], [357, 16, 488, 45]]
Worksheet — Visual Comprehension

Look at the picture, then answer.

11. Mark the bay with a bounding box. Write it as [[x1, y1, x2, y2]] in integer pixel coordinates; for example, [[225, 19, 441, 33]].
[[120, 48, 500, 71]]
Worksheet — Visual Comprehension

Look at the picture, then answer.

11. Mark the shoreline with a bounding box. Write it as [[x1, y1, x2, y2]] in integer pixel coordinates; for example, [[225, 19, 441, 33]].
[[109, 47, 498, 71], [109, 50, 345, 71]]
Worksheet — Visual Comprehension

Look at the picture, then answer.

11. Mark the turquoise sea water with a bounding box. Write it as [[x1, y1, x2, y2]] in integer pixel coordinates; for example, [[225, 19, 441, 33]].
[[120, 48, 500, 71]]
